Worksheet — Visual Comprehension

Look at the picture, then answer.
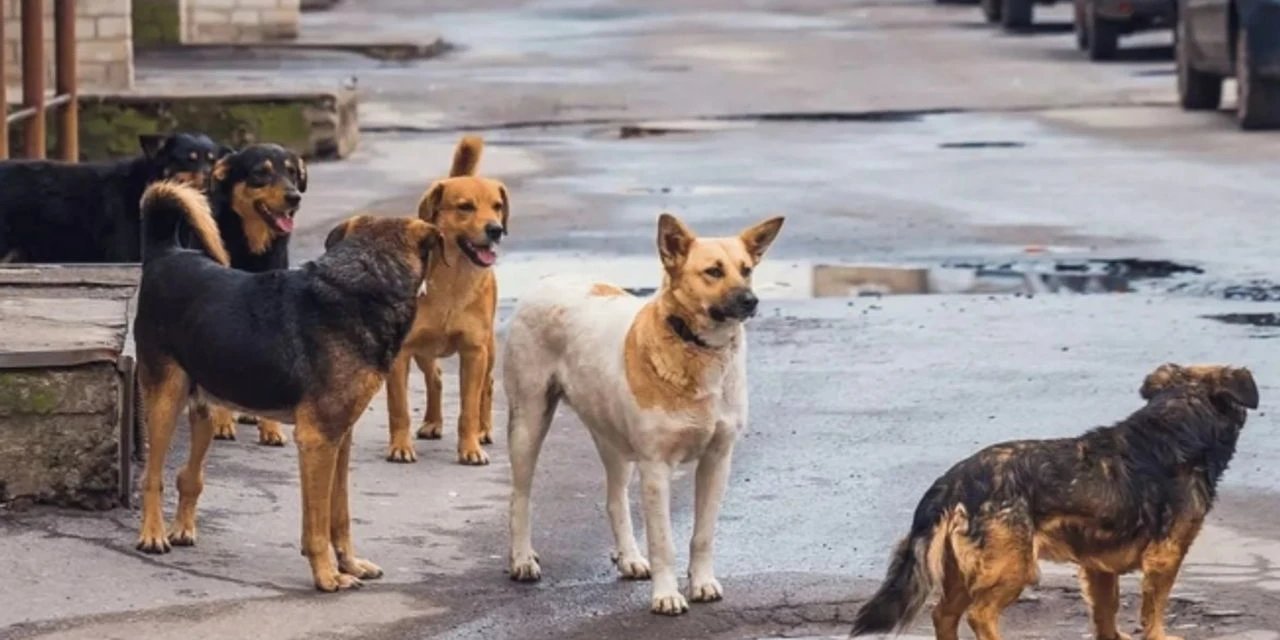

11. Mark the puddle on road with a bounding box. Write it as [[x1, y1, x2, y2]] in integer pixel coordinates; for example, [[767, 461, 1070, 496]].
[[1203, 313, 1280, 339], [496, 255, 1201, 301]]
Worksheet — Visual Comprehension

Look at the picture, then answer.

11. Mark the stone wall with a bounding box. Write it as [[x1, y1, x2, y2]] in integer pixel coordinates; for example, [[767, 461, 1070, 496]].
[[183, 0, 300, 44], [3, 0, 134, 91]]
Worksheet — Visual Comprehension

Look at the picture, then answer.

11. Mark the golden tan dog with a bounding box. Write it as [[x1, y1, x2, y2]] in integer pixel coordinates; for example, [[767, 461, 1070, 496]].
[[385, 135, 507, 465]]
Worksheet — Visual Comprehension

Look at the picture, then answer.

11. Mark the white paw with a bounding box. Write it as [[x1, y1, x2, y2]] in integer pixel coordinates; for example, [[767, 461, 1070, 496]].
[[689, 577, 723, 602], [650, 591, 689, 616], [509, 550, 542, 582], [611, 552, 651, 580]]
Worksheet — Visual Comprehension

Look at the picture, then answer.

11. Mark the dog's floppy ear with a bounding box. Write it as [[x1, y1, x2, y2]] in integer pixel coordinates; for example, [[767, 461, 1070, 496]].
[[292, 153, 308, 193], [211, 153, 235, 184], [139, 134, 168, 159], [417, 181, 446, 224], [498, 184, 510, 235], [740, 216, 785, 264], [1140, 363, 1181, 400], [1216, 367, 1259, 410], [657, 213, 695, 275], [324, 216, 365, 250]]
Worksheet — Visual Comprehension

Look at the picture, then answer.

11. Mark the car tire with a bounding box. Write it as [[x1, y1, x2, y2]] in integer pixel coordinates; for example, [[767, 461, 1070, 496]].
[[1236, 27, 1280, 130], [1074, 3, 1089, 49], [1176, 16, 1222, 110], [1086, 8, 1120, 60], [982, 0, 1003, 23], [1001, 0, 1033, 29]]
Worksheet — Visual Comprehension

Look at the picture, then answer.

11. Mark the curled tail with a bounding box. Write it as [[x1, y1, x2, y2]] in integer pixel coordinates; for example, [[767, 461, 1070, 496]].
[[140, 180, 229, 266], [849, 486, 950, 636], [449, 135, 483, 177]]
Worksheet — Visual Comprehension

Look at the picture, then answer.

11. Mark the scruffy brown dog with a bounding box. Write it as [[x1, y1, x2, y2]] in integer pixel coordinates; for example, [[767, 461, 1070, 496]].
[[851, 363, 1259, 640]]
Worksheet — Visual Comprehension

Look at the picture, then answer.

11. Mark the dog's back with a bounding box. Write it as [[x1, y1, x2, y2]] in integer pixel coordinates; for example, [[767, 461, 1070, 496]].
[[0, 159, 145, 262]]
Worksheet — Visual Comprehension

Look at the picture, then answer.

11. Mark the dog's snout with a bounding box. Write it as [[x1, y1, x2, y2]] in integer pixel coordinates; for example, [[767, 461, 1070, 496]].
[[484, 222, 505, 242], [737, 290, 759, 314], [284, 190, 302, 207]]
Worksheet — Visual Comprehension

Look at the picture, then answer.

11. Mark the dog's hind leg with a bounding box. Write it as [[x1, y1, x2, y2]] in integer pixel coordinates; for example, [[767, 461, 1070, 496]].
[[506, 374, 559, 582], [932, 549, 972, 640], [478, 331, 496, 445], [688, 439, 734, 603], [385, 351, 418, 463], [168, 400, 216, 547], [960, 521, 1033, 640], [332, 429, 383, 581], [136, 359, 190, 554], [1079, 568, 1128, 640], [592, 435, 648, 580], [415, 356, 444, 441]]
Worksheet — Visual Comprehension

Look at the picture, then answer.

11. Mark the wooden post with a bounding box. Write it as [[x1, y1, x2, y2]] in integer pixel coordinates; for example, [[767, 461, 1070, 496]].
[[0, 0, 8, 160], [20, 0, 44, 160], [54, 0, 75, 161]]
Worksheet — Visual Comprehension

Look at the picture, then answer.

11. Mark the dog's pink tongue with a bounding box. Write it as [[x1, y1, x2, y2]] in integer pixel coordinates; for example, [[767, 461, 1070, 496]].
[[275, 216, 295, 234], [475, 246, 497, 266]]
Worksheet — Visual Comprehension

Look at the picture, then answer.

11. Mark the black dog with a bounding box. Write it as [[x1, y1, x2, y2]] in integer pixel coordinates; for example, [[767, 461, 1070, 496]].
[[851, 363, 1258, 640], [0, 132, 224, 263], [133, 181, 439, 592]]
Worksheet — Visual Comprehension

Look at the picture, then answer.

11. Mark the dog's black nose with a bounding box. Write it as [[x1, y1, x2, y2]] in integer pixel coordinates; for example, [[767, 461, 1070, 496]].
[[285, 191, 302, 207], [484, 222, 505, 242], [734, 289, 758, 316]]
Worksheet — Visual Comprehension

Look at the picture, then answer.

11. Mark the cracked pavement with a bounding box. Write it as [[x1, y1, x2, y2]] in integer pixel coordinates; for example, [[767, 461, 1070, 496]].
[[4, 0, 1280, 638]]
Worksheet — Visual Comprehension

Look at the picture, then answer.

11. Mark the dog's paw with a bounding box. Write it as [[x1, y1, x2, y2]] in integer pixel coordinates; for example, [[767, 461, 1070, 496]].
[[167, 521, 197, 547], [1105, 634, 1133, 640], [688, 577, 723, 603], [315, 572, 363, 593], [257, 424, 287, 447], [416, 420, 443, 440], [509, 551, 542, 582], [212, 425, 237, 440], [479, 431, 494, 445], [386, 443, 418, 463], [611, 551, 651, 580], [338, 556, 383, 580], [650, 591, 689, 616], [457, 447, 490, 466], [136, 529, 172, 555]]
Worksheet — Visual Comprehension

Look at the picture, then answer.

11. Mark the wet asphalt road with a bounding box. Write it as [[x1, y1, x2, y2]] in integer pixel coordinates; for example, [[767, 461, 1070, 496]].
[[5, 0, 1280, 639]]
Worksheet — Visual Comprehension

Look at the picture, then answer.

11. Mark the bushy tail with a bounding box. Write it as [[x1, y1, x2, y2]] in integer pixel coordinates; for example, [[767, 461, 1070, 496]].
[[141, 180, 229, 266], [449, 135, 483, 177], [849, 487, 950, 636]]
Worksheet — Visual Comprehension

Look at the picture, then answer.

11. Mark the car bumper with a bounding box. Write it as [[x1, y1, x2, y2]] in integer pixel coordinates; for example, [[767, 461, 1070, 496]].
[[1093, 0, 1175, 22]]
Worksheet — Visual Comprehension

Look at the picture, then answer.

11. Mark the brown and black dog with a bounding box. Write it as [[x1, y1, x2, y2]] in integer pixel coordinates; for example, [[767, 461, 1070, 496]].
[[134, 181, 439, 591], [198, 143, 308, 447], [850, 363, 1259, 640], [385, 135, 508, 465]]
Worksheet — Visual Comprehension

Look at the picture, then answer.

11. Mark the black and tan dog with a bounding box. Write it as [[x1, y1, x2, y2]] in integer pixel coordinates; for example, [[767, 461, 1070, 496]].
[[0, 132, 224, 263], [133, 181, 439, 591], [195, 143, 308, 447], [851, 363, 1259, 640], [384, 135, 507, 465]]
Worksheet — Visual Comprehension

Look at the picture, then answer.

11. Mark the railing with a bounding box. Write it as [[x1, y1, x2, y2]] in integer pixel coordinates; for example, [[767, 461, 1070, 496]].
[[0, 0, 77, 161]]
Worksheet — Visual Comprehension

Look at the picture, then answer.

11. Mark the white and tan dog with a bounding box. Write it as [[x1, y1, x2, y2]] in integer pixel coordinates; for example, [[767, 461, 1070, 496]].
[[503, 212, 784, 615]]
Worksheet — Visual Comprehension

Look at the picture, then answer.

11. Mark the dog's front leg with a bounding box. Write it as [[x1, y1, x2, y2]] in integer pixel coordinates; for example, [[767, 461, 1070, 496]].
[[688, 438, 735, 603], [456, 343, 490, 465], [385, 351, 418, 463], [639, 460, 687, 615], [331, 429, 382, 581], [295, 418, 358, 592], [1139, 535, 1194, 640]]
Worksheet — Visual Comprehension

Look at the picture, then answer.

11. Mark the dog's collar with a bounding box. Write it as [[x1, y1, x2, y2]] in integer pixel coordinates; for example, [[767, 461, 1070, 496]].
[[666, 315, 712, 350]]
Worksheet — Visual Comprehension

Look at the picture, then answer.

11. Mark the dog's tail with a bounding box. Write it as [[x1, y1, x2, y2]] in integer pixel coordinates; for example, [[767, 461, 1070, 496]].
[[849, 482, 952, 637], [450, 135, 483, 177], [141, 180, 230, 266]]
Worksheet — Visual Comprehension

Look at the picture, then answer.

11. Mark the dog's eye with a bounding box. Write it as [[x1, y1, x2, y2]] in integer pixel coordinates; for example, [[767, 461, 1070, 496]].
[[704, 266, 725, 279], [457, 202, 476, 213], [741, 265, 752, 277], [188, 151, 198, 161]]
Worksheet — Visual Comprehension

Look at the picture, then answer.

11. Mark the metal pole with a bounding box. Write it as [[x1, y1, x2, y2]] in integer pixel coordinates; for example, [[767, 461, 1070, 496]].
[[54, 0, 75, 161], [20, 0, 44, 159], [0, 0, 8, 160]]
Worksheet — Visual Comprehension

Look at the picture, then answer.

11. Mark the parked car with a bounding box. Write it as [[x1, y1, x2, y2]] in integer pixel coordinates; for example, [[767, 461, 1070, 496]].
[[1073, 0, 1176, 60], [1176, 0, 1280, 129], [981, 0, 1059, 30]]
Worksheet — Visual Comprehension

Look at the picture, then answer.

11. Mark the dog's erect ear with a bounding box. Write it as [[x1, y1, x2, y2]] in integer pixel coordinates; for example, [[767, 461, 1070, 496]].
[[657, 213, 695, 274], [292, 153, 308, 193], [1140, 363, 1182, 400], [1216, 367, 1259, 410], [498, 184, 510, 235], [740, 216, 785, 264], [324, 216, 364, 250], [417, 181, 446, 224], [139, 134, 168, 159]]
